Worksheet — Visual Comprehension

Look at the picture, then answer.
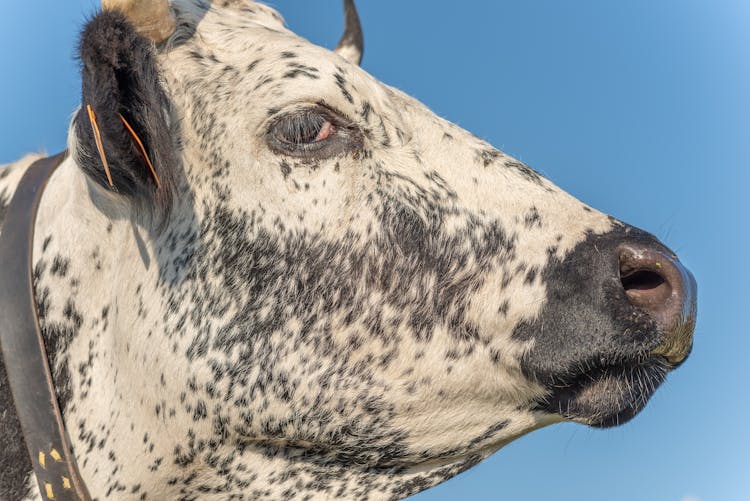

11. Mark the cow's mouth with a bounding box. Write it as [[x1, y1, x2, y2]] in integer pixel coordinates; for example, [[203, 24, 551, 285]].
[[537, 356, 673, 428]]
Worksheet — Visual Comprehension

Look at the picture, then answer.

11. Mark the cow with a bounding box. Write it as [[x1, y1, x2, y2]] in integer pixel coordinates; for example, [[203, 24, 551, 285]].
[[0, 0, 696, 499]]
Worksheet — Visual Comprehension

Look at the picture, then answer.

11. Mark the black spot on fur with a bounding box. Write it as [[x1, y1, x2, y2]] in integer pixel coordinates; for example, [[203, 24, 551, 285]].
[[524, 206, 542, 229], [246, 59, 261, 72], [51, 255, 71, 277], [477, 148, 501, 167], [360, 101, 372, 121], [284, 62, 320, 81], [279, 160, 291, 179], [283, 69, 320, 80], [334, 72, 354, 104], [506, 160, 543, 186]]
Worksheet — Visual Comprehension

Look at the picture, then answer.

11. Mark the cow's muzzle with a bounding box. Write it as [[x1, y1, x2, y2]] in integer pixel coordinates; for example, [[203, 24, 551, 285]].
[[518, 224, 697, 428]]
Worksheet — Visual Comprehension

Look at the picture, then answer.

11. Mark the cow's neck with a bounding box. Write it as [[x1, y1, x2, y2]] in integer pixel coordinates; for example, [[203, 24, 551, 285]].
[[0, 155, 166, 499], [21, 156, 206, 499]]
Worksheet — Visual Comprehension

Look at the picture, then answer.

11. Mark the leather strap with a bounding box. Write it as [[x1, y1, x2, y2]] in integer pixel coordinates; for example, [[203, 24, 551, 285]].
[[0, 152, 92, 501]]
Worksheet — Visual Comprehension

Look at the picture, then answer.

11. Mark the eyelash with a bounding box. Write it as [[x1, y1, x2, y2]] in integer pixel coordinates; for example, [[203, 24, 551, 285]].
[[274, 112, 336, 145]]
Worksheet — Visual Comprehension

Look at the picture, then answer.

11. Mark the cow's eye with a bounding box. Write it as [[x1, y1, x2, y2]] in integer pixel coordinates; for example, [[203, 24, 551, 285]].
[[275, 112, 336, 145], [266, 105, 361, 158]]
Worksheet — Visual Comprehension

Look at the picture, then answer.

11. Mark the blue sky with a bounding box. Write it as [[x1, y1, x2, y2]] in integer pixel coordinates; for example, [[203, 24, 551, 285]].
[[2, 2, 748, 500]]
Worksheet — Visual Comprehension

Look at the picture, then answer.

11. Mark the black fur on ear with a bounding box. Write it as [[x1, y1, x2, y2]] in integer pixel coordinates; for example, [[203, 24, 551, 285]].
[[74, 10, 177, 219]]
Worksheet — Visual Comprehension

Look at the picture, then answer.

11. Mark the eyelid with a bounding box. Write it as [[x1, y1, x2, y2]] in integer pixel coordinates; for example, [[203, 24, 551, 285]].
[[265, 101, 356, 128]]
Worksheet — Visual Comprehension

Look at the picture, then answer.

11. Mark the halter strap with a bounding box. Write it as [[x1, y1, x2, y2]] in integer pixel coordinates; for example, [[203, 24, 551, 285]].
[[0, 151, 92, 501]]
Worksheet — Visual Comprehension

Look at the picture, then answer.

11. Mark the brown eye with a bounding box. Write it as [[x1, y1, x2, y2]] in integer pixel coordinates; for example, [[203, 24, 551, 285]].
[[266, 105, 362, 159]]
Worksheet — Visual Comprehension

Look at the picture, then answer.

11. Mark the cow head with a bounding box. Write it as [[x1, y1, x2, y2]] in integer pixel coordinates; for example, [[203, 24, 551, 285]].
[[52, 0, 696, 498]]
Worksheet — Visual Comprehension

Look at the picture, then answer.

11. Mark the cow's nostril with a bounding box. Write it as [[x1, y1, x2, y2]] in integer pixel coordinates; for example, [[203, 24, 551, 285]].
[[620, 268, 671, 310], [616, 240, 696, 366], [617, 240, 697, 365], [617, 242, 688, 329]]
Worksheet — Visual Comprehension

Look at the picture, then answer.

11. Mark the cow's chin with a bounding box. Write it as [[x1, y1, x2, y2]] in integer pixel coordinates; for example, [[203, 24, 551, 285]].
[[542, 357, 671, 428]]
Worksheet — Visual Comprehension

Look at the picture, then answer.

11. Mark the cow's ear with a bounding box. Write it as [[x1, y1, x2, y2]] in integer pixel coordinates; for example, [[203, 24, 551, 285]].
[[74, 10, 176, 216]]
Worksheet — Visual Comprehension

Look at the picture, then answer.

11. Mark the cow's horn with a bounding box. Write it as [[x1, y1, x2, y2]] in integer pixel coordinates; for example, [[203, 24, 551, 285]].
[[102, 0, 176, 43], [334, 0, 364, 65]]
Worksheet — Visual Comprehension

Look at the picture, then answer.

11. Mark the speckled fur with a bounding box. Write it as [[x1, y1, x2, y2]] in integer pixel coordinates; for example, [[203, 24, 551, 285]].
[[0, 2, 681, 500]]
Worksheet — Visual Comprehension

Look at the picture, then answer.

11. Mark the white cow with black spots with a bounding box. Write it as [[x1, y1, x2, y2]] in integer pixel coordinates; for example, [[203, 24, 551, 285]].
[[0, 0, 696, 499]]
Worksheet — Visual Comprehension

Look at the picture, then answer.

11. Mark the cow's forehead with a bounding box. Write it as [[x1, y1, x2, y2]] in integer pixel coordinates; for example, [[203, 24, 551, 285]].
[[170, 1, 325, 64], [165, 2, 393, 115]]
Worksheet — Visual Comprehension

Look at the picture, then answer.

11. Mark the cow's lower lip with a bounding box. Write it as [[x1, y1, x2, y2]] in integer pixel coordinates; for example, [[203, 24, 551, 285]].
[[538, 357, 671, 428]]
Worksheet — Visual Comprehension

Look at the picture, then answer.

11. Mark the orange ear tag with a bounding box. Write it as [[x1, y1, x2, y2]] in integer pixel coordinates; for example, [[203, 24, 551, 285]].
[[86, 104, 114, 187], [118, 114, 162, 189]]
